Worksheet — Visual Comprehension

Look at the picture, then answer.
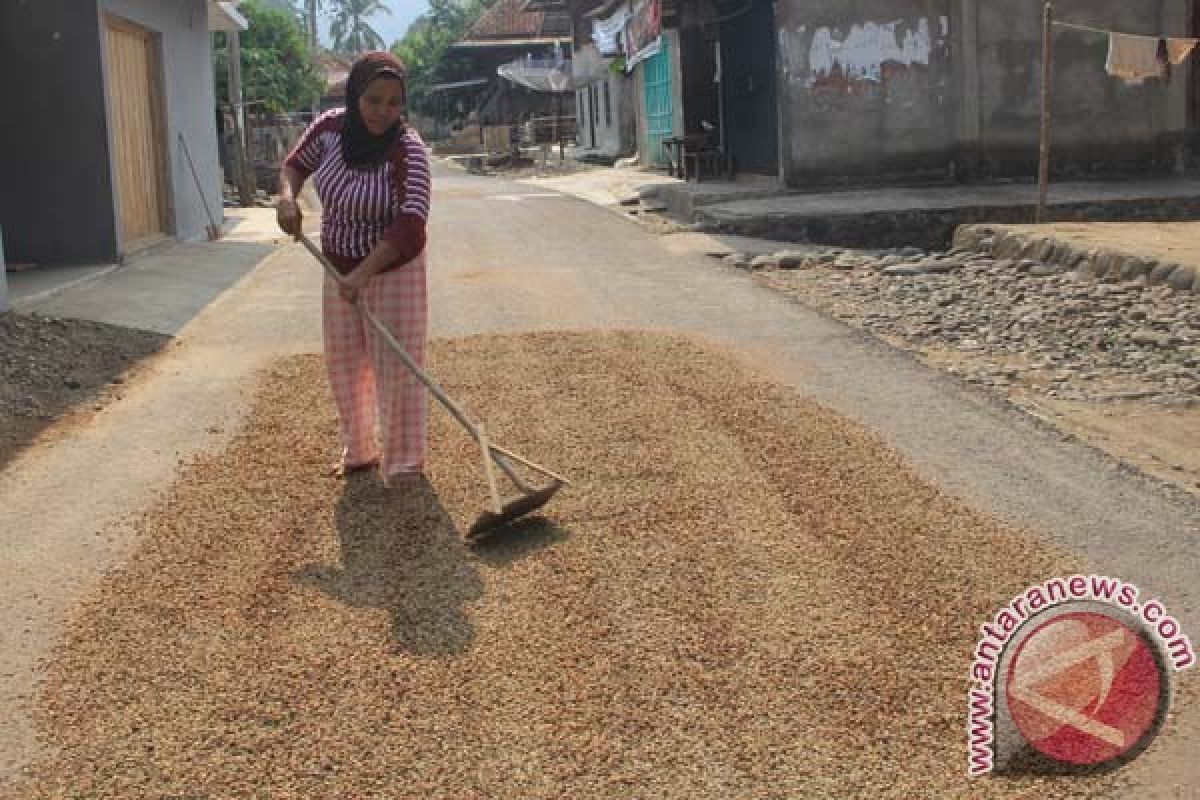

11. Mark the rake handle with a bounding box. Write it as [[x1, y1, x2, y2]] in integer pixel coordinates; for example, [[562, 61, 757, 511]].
[[179, 133, 220, 239], [298, 234, 484, 441]]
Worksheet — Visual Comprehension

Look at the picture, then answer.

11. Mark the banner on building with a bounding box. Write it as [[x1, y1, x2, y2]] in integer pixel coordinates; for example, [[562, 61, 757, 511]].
[[624, 0, 661, 72]]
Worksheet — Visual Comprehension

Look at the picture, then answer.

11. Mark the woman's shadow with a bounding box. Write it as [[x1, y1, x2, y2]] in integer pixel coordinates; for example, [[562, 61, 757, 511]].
[[293, 472, 569, 657], [294, 473, 484, 657]]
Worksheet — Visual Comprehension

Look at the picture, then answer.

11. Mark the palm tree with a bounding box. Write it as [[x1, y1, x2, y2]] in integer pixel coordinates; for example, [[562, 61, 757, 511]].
[[302, 0, 322, 51], [304, 0, 323, 112], [329, 0, 390, 54]]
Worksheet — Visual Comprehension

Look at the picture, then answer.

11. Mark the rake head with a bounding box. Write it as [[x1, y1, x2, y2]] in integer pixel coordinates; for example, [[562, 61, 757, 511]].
[[466, 482, 564, 540]]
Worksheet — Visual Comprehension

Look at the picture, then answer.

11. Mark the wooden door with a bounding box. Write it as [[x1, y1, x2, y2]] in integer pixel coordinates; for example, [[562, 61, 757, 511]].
[[105, 17, 168, 249], [719, 0, 778, 175]]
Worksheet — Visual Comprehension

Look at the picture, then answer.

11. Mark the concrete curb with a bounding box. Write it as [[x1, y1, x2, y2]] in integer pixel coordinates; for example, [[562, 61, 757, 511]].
[[693, 190, 1200, 251], [954, 225, 1200, 295], [9, 263, 124, 311]]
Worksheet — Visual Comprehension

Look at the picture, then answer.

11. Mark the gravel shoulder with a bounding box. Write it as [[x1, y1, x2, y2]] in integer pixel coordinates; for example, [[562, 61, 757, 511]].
[[0, 312, 171, 472], [733, 246, 1200, 499], [3, 331, 1173, 798]]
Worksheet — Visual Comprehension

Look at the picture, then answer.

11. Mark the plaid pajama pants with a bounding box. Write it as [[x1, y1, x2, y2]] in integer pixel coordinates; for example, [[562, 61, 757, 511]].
[[322, 253, 428, 478]]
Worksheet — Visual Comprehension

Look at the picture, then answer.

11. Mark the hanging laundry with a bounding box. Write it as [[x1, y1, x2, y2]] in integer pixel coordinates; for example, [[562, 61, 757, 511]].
[[1106, 32, 1165, 84], [1166, 37, 1199, 65], [592, 7, 629, 57]]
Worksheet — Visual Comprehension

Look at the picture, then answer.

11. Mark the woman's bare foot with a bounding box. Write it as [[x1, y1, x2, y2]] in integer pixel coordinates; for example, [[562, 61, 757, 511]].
[[330, 459, 378, 478]]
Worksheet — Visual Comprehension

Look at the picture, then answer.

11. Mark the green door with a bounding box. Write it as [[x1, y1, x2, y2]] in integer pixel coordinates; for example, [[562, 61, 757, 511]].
[[643, 39, 673, 167]]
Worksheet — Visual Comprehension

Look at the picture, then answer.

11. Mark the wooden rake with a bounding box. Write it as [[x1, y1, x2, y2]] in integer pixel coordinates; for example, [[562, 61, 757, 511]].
[[299, 234, 568, 539]]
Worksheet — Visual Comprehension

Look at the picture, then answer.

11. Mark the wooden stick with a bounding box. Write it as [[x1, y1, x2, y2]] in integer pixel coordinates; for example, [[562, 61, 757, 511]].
[[299, 235, 483, 438], [477, 425, 503, 514], [178, 133, 220, 240], [297, 234, 570, 491], [1037, 1, 1054, 223], [487, 443, 570, 485]]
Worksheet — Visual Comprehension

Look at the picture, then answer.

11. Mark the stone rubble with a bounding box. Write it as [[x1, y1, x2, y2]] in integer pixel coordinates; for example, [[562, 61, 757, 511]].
[[728, 243, 1200, 407]]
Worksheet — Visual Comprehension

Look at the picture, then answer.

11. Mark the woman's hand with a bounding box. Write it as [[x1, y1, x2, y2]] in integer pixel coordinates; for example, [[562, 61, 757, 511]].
[[276, 196, 302, 238], [338, 268, 370, 304]]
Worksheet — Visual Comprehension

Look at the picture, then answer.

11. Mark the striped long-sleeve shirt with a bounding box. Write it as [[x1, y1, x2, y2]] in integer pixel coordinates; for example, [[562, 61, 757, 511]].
[[284, 109, 431, 273]]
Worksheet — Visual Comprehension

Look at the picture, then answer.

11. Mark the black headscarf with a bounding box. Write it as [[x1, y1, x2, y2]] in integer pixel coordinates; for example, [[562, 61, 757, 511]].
[[342, 51, 408, 167]]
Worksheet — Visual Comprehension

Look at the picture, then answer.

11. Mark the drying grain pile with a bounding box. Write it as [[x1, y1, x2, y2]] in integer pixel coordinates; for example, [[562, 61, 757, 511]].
[[6, 332, 1132, 798]]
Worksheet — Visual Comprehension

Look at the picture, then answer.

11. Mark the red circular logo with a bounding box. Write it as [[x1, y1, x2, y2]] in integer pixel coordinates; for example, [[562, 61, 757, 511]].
[[1006, 611, 1166, 767]]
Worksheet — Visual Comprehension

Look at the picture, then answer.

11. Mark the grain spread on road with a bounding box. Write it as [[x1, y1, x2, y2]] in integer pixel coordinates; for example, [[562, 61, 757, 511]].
[[7, 331, 1133, 798]]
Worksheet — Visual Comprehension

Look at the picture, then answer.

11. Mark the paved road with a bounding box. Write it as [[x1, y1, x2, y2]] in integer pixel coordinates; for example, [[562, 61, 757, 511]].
[[2, 163, 1197, 792], [429, 167, 1199, 614]]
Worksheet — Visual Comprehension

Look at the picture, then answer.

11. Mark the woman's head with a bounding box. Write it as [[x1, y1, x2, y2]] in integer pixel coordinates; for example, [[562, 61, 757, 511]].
[[342, 51, 408, 165]]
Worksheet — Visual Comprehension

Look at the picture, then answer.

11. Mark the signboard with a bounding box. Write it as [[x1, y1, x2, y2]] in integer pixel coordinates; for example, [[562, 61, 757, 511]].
[[624, 0, 662, 72]]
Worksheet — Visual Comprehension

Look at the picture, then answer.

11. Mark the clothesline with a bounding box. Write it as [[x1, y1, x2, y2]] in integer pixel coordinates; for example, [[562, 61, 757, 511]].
[[1035, 13, 1195, 222], [1052, 19, 1197, 42], [1048, 17, 1199, 83]]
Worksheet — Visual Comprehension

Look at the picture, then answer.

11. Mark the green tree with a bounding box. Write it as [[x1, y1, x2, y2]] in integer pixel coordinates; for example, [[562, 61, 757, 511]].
[[329, 0, 390, 54], [214, 0, 323, 114], [393, 0, 494, 113]]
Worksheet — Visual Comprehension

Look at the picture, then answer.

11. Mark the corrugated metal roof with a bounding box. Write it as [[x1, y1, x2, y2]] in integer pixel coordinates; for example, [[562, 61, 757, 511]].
[[464, 0, 571, 41], [429, 77, 491, 92]]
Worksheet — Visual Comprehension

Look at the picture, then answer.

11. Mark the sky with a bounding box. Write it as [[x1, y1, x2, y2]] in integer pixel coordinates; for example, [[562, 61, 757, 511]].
[[318, 0, 430, 49]]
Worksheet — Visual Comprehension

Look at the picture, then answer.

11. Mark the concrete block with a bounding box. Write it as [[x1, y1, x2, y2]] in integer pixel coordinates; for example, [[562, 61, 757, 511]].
[[1148, 261, 1178, 285], [1093, 250, 1122, 279], [1019, 238, 1043, 260], [994, 233, 1024, 260], [1118, 257, 1150, 282], [775, 251, 809, 269], [1166, 264, 1196, 290]]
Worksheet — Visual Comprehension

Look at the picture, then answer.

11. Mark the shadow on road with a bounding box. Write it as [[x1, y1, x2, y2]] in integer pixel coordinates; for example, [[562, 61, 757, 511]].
[[296, 474, 484, 657], [294, 472, 573, 656], [467, 515, 570, 567]]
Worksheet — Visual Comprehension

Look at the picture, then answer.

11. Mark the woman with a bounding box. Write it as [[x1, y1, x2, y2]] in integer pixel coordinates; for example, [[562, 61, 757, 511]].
[[276, 52, 431, 485]]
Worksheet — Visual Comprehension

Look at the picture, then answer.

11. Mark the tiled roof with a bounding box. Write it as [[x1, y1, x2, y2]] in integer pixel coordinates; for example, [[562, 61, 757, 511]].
[[465, 0, 571, 40]]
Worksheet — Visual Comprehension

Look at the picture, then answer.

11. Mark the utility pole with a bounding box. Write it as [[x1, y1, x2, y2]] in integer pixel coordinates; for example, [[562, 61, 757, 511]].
[[309, 0, 320, 115], [556, 92, 564, 162], [227, 29, 254, 206], [1037, 1, 1054, 223]]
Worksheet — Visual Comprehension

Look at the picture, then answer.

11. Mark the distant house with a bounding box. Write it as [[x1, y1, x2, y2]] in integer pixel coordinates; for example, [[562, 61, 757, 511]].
[[537, 0, 638, 160], [442, 0, 573, 133], [316, 51, 355, 111], [0, 0, 243, 267], [555, 0, 1199, 186], [553, 0, 692, 169]]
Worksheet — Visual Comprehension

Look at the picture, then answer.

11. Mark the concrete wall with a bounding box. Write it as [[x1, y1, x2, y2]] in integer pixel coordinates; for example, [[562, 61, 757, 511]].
[[776, 0, 961, 185], [774, 0, 1190, 187], [974, 0, 1188, 178], [102, 0, 224, 246], [0, 0, 221, 266], [573, 44, 638, 157], [0, 0, 119, 265], [0, 226, 8, 312]]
